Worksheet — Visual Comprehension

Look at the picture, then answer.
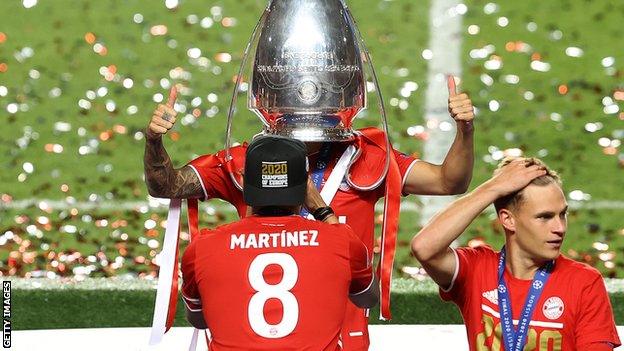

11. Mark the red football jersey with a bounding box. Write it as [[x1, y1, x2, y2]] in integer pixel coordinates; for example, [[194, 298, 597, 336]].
[[188, 132, 417, 351], [441, 246, 621, 351], [187, 136, 417, 251], [181, 216, 373, 351]]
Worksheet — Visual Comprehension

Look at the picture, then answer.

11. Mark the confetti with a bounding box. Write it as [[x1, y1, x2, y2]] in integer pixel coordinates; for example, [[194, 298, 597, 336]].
[[0, 0, 622, 281]]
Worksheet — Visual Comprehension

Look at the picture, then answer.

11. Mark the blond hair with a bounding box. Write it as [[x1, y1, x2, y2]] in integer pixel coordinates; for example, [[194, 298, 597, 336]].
[[493, 157, 562, 212]]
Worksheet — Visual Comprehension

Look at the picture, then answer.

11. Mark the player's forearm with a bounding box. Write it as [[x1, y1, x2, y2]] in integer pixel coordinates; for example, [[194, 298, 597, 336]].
[[144, 134, 203, 199], [411, 182, 496, 262], [304, 178, 338, 223], [322, 213, 339, 224], [439, 125, 474, 194], [144, 133, 177, 197]]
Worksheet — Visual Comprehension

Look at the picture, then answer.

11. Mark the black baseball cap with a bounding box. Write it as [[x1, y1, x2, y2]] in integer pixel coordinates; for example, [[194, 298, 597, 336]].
[[244, 135, 308, 207]]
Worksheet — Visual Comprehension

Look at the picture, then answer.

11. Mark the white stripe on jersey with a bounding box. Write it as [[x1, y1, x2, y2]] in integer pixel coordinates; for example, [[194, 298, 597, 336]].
[[481, 304, 564, 329]]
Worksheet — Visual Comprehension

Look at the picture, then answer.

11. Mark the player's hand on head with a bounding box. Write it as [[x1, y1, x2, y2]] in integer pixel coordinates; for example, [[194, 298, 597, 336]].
[[485, 158, 547, 197], [147, 86, 178, 139], [447, 75, 474, 130]]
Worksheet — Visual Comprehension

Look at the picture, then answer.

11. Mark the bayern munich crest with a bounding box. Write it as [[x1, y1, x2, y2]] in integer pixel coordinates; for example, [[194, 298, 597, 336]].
[[542, 296, 564, 320]]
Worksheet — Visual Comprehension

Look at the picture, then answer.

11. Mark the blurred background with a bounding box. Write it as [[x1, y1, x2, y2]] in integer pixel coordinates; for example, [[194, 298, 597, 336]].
[[1, 0, 623, 282]]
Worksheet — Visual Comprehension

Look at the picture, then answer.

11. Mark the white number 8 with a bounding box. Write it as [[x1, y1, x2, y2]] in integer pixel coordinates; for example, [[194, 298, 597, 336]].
[[248, 253, 299, 338]]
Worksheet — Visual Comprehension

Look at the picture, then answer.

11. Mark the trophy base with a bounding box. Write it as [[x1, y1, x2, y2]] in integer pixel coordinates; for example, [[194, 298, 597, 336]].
[[265, 114, 355, 142]]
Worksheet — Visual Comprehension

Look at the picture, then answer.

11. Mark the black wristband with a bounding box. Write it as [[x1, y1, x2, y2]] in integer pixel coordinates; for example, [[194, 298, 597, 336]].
[[312, 206, 334, 222]]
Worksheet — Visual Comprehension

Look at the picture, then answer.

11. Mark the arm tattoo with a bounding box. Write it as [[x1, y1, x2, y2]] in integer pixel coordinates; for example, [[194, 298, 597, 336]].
[[173, 167, 204, 198], [144, 135, 203, 199]]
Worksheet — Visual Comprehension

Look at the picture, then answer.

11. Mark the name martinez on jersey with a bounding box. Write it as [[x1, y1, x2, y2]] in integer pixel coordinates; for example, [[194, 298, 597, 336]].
[[230, 230, 321, 250]]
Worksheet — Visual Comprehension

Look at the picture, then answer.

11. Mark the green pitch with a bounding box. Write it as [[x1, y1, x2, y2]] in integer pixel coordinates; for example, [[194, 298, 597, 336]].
[[0, 0, 623, 280], [9, 277, 624, 329]]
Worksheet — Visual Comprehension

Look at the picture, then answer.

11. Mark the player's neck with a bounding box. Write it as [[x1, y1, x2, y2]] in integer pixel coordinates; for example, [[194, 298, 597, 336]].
[[505, 244, 547, 280]]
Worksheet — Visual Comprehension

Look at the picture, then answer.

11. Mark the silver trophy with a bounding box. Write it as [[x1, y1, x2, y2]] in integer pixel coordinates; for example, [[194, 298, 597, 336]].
[[225, 0, 391, 188], [250, 0, 365, 142]]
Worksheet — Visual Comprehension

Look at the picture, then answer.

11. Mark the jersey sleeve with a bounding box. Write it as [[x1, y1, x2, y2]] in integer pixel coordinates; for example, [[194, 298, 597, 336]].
[[344, 224, 374, 295], [186, 153, 231, 202], [181, 239, 202, 312], [439, 246, 492, 307], [574, 273, 621, 348], [392, 147, 419, 192], [186, 146, 246, 203]]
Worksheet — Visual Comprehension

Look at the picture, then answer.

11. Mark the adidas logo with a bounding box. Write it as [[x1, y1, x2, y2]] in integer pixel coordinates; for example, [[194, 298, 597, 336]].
[[482, 288, 498, 305]]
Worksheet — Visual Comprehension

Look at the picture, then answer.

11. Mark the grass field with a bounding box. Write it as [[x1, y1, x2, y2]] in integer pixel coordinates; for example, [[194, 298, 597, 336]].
[[1, 0, 623, 280], [9, 277, 624, 329]]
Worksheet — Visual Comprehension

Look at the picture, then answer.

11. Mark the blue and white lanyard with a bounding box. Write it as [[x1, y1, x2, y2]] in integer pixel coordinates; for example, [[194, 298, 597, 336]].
[[300, 143, 332, 217], [497, 246, 554, 351]]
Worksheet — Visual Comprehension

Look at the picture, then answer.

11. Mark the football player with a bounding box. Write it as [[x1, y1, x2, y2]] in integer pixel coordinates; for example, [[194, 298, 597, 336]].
[[181, 135, 377, 350], [411, 157, 621, 350]]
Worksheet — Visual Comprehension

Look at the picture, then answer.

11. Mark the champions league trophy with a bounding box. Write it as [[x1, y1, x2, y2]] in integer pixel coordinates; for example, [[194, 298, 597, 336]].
[[249, 0, 365, 142], [225, 0, 391, 189]]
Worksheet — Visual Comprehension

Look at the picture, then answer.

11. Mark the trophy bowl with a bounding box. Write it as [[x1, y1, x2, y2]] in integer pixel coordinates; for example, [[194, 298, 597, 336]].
[[249, 0, 367, 142]]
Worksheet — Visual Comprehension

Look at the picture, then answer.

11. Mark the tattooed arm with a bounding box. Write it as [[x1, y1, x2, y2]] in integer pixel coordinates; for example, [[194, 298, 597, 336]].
[[144, 135, 204, 199], [143, 86, 204, 199]]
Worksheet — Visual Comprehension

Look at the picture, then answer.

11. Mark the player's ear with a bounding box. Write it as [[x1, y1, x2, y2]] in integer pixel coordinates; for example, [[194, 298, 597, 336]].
[[498, 208, 516, 232]]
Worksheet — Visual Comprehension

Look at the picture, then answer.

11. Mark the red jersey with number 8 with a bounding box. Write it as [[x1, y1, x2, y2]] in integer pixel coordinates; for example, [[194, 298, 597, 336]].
[[181, 215, 373, 351], [187, 130, 417, 351]]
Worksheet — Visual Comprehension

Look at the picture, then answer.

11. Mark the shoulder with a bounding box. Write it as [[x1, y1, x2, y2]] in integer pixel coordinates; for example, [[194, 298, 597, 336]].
[[555, 254, 604, 283], [296, 217, 354, 235], [449, 245, 498, 274], [211, 218, 251, 233], [196, 220, 243, 240], [329, 223, 367, 255], [439, 245, 496, 298], [347, 128, 388, 190], [355, 127, 385, 141], [305, 220, 359, 247], [354, 127, 386, 152], [189, 144, 248, 167], [215, 143, 248, 160], [456, 244, 497, 261], [316, 221, 356, 236]]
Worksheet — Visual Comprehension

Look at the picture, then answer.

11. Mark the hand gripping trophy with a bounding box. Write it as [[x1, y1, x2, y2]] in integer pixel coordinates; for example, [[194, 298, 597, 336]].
[[146, 0, 475, 349]]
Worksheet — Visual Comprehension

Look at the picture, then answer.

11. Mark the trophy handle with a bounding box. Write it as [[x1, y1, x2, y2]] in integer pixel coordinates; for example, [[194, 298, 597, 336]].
[[343, 4, 391, 191], [224, 4, 271, 191]]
